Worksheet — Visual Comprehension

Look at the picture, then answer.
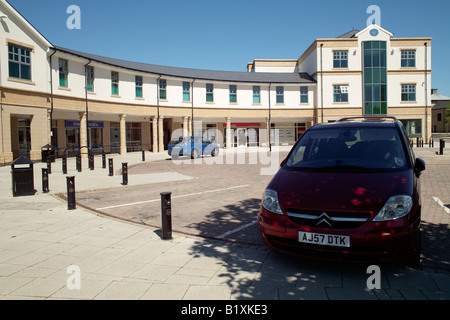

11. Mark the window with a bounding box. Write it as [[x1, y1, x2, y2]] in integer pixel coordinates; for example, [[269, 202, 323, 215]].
[[159, 79, 167, 100], [135, 75, 143, 98], [276, 86, 284, 104], [111, 71, 119, 95], [8, 44, 31, 80], [206, 83, 214, 102], [229, 85, 237, 103], [401, 84, 416, 102], [183, 82, 190, 101], [333, 50, 348, 68], [86, 66, 94, 92], [253, 86, 260, 104], [333, 85, 349, 103], [363, 41, 387, 115], [59, 58, 68, 87], [437, 113, 442, 122], [300, 86, 308, 103], [400, 119, 422, 138], [401, 50, 416, 68]]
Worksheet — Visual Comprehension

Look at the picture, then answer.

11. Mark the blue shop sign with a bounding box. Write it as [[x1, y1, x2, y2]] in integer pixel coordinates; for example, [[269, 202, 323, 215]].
[[66, 120, 104, 128]]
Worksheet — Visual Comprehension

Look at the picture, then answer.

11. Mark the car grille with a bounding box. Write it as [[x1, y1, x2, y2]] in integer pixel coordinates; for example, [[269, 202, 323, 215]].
[[286, 209, 370, 229]]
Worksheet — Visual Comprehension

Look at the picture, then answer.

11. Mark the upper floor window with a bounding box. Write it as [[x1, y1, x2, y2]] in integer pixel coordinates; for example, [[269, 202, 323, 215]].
[[229, 85, 237, 103], [253, 86, 260, 104], [333, 50, 348, 68], [59, 58, 68, 87], [135, 75, 143, 98], [182, 82, 190, 102], [206, 83, 214, 102], [300, 86, 308, 103], [276, 86, 284, 104], [111, 71, 119, 95], [401, 84, 416, 102], [8, 44, 31, 81], [401, 50, 416, 68], [159, 79, 167, 100], [86, 66, 94, 92], [333, 85, 349, 103]]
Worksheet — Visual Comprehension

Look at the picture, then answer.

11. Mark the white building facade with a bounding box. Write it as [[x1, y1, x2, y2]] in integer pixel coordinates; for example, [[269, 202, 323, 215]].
[[0, 0, 432, 163]]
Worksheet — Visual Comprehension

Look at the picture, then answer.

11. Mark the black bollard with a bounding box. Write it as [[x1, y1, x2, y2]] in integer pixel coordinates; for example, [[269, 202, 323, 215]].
[[76, 155, 82, 172], [89, 153, 94, 170], [142, 150, 145, 162], [66, 176, 76, 210], [439, 139, 445, 155], [47, 158, 52, 174], [160, 192, 172, 240], [108, 158, 114, 176], [62, 156, 67, 174], [102, 153, 106, 169], [122, 162, 128, 185], [42, 168, 49, 193]]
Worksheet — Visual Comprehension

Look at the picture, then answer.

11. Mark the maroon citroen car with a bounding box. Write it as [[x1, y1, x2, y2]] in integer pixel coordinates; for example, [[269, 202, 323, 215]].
[[258, 116, 425, 265]]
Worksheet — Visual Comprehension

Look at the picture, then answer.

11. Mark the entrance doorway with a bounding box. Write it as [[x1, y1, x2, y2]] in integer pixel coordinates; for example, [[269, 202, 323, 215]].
[[18, 119, 31, 157]]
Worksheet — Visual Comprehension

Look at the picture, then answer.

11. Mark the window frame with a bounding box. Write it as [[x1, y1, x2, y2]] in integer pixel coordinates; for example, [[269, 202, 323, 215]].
[[401, 50, 416, 68], [333, 85, 349, 103], [86, 66, 95, 92], [300, 86, 308, 104], [206, 83, 214, 102], [253, 86, 261, 104], [182, 81, 190, 102], [333, 50, 348, 69], [229, 85, 237, 103], [135, 75, 143, 98], [401, 84, 416, 102], [276, 86, 284, 104], [159, 79, 167, 100], [58, 58, 69, 88], [8, 43, 32, 81], [111, 71, 119, 96]]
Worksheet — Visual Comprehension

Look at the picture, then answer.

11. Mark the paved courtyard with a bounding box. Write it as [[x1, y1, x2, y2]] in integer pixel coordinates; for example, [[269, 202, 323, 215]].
[[0, 146, 449, 300]]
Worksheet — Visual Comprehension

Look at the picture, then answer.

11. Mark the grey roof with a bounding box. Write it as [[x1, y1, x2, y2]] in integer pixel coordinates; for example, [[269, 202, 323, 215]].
[[432, 101, 449, 111], [337, 29, 361, 38], [431, 92, 450, 101], [54, 47, 316, 84]]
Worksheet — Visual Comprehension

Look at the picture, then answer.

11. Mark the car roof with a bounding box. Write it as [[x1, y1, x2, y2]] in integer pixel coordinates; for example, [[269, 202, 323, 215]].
[[311, 117, 400, 130]]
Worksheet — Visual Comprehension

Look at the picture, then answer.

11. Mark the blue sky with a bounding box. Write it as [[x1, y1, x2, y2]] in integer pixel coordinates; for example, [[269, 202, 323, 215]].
[[7, 0, 450, 96]]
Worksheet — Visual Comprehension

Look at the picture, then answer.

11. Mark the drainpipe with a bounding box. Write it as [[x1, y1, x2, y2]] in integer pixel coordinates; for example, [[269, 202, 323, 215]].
[[268, 83, 272, 152], [320, 43, 324, 123], [156, 75, 161, 152], [424, 42, 428, 141], [191, 79, 195, 136], [84, 59, 92, 150], [49, 49, 56, 145]]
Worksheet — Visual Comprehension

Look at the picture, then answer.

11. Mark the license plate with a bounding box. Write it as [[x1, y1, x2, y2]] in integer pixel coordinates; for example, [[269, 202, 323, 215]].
[[173, 146, 179, 149], [298, 231, 350, 248]]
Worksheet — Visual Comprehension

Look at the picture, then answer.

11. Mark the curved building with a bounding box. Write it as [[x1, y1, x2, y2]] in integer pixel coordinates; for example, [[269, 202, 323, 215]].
[[0, 0, 432, 163]]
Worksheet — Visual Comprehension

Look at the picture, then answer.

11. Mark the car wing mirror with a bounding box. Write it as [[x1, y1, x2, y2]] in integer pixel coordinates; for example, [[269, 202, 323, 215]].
[[414, 158, 425, 177]]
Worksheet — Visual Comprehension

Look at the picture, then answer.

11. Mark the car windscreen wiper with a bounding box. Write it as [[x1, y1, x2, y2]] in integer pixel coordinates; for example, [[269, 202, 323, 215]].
[[309, 165, 380, 173]]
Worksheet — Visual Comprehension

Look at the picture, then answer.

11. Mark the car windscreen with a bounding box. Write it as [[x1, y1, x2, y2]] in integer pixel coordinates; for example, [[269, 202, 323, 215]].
[[169, 137, 183, 144], [285, 127, 409, 172]]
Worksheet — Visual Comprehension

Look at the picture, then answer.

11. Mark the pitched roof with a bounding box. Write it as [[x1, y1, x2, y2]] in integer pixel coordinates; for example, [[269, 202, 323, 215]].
[[432, 101, 449, 111], [55, 47, 316, 84], [337, 29, 361, 38]]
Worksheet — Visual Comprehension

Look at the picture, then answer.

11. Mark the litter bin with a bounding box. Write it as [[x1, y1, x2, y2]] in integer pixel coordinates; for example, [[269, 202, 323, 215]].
[[41, 144, 56, 163], [11, 156, 35, 197]]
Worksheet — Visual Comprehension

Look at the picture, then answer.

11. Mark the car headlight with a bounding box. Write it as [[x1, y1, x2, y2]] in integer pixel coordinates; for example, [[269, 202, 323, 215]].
[[261, 188, 283, 215], [373, 195, 413, 221]]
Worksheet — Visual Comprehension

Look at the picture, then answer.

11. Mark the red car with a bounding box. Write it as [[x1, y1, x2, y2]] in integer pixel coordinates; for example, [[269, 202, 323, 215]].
[[258, 117, 425, 265]]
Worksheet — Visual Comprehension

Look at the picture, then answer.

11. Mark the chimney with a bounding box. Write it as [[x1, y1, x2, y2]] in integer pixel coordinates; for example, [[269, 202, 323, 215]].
[[431, 89, 438, 95]]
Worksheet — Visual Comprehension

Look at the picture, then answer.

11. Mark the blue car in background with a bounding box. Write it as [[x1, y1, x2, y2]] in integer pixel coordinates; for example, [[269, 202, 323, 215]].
[[168, 136, 220, 159]]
